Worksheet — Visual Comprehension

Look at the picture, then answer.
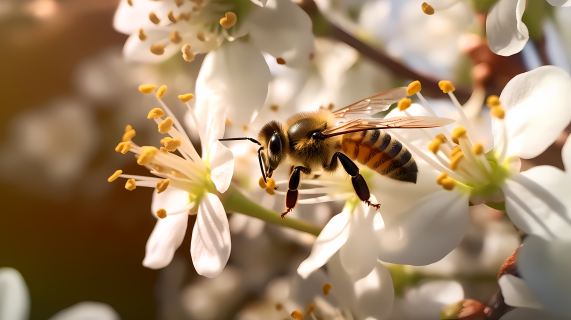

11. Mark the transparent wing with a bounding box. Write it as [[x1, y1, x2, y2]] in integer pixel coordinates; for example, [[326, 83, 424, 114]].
[[321, 116, 455, 138], [331, 87, 408, 119]]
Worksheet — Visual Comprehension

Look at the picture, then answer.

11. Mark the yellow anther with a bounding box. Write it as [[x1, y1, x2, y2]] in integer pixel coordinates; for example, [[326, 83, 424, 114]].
[[158, 117, 174, 134], [139, 84, 157, 94], [276, 58, 286, 65], [137, 146, 158, 166], [178, 93, 194, 103], [491, 106, 505, 120], [328, 103, 335, 110], [270, 105, 279, 111], [154, 165, 163, 173], [436, 133, 447, 143], [436, 172, 448, 185], [168, 11, 177, 23], [450, 153, 464, 171], [138, 28, 147, 41], [323, 283, 332, 295], [259, 177, 267, 189], [451, 126, 467, 144], [275, 303, 283, 311], [127, 0, 133, 6], [450, 146, 462, 157], [242, 125, 248, 131], [122, 129, 136, 142], [486, 95, 501, 108], [181, 43, 195, 62], [196, 32, 206, 42], [125, 178, 136, 191], [125, 125, 132, 132], [150, 43, 165, 55], [398, 97, 412, 111], [108, 170, 122, 182], [441, 177, 456, 190], [421, 2, 435, 15], [406, 80, 422, 96], [428, 139, 442, 154], [472, 142, 484, 155], [266, 178, 276, 190], [115, 141, 133, 154], [156, 179, 170, 194], [306, 303, 316, 315], [291, 310, 303, 320], [175, 0, 184, 7], [156, 208, 167, 219], [220, 12, 237, 29], [149, 12, 160, 24], [169, 30, 182, 44], [163, 137, 182, 151], [147, 108, 165, 119], [156, 85, 167, 99], [225, 118, 232, 126], [439, 80, 456, 93]]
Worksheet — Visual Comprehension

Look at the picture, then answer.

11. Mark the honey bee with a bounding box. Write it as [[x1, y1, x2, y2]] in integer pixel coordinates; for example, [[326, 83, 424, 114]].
[[220, 87, 454, 218]]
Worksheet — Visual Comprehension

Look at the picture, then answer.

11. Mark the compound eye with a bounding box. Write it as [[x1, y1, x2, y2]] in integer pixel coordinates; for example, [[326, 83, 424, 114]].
[[268, 132, 282, 159]]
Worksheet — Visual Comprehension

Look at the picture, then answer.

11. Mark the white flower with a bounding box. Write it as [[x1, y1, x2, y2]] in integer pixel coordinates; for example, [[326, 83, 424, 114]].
[[108, 84, 234, 278], [389, 280, 464, 320], [375, 66, 571, 266], [487, 0, 571, 56]]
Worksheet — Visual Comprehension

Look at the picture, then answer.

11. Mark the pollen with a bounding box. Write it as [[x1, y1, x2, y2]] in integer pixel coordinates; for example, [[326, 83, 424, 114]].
[[406, 80, 421, 96], [450, 153, 464, 171], [259, 177, 276, 195], [486, 95, 501, 108], [158, 117, 174, 134], [220, 12, 237, 29], [178, 93, 194, 103], [276, 58, 286, 65], [439, 80, 455, 93], [156, 85, 167, 99], [491, 106, 505, 119], [197, 32, 206, 42], [137, 146, 158, 165], [126, 125, 132, 131], [115, 141, 133, 154], [398, 97, 412, 111], [168, 11, 177, 24], [139, 84, 157, 94], [451, 126, 466, 144], [270, 105, 279, 111], [290, 310, 303, 320], [163, 137, 182, 151], [182, 44, 195, 62], [472, 142, 484, 155], [322, 283, 332, 295], [436, 172, 448, 185], [156, 208, 167, 219], [306, 303, 316, 315], [421, 2, 435, 15], [125, 179, 136, 191], [225, 118, 232, 126], [150, 43, 165, 55], [175, 0, 184, 7], [169, 30, 182, 44], [450, 145, 462, 157], [123, 128, 136, 142], [147, 108, 165, 119], [242, 125, 248, 131], [441, 177, 455, 190], [138, 28, 147, 41], [149, 12, 160, 25], [108, 170, 122, 182], [156, 179, 170, 194], [428, 138, 442, 154], [127, 0, 132, 6], [275, 303, 283, 311]]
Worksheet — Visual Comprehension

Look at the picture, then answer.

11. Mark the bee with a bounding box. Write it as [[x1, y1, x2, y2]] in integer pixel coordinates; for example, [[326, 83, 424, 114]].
[[220, 87, 454, 218]]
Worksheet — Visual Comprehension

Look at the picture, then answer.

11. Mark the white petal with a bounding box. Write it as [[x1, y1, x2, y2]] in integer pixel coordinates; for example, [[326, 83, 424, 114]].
[[143, 213, 188, 269], [48, 302, 120, 320], [251, 0, 268, 6], [151, 187, 191, 217], [493, 66, 571, 159], [518, 235, 571, 316], [377, 191, 470, 266], [500, 308, 569, 320], [499, 275, 543, 309], [402, 281, 464, 319], [209, 141, 234, 194], [123, 28, 180, 63], [502, 173, 571, 240], [191, 194, 231, 278], [0, 268, 30, 320], [546, 0, 571, 6], [297, 211, 351, 279], [113, 0, 164, 34], [247, 0, 314, 68], [339, 203, 380, 281], [486, 0, 529, 56]]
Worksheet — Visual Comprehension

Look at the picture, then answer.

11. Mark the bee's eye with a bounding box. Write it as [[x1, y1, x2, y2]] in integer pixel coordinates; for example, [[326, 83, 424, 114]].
[[268, 132, 282, 158]]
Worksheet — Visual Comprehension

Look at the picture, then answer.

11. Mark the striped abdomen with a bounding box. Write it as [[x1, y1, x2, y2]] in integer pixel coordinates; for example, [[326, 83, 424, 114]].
[[340, 130, 417, 183]]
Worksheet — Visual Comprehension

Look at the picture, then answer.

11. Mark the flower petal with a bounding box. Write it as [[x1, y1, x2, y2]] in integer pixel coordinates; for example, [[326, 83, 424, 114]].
[[0, 268, 30, 320], [247, 0, 314, 68], [546, 0, 571, 6], [518, 235, 571, 317], [499, 275, 543, 309], [143, 213, 188, 269], [500, 308, 568, 320], [493, 66, 571, 159], [377, 190, 470, 266], [123, 28, 179, 63], [191, 193, 231, 278], [151, 187, 191, 217], [209, 141, 234, 194], [297, 211, 351, 279], [48, 302, 120, 320], [402, 280, 464, 319], [486, 0, 529, 56], [113, 0, 170, 34]]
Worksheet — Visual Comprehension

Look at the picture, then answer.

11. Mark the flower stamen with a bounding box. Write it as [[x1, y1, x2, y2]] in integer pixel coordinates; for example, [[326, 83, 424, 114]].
[[220, 12, 237, 29], [322, 283, 331, 295], [156, 179, 170, 194], [158, 117, 174, 134], [108, 170, 122, 182], [137, 146, 158, 165], [148, 108, 165, 119], [125, 178, 137, 191]]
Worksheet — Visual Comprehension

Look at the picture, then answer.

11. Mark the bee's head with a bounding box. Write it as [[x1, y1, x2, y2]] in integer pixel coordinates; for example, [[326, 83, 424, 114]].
[[258, 121, 287, 178]]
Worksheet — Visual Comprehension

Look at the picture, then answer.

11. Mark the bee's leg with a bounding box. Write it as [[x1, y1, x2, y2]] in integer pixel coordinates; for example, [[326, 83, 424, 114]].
[[333, 152, 381, 210], [281, 166, 310, 219]]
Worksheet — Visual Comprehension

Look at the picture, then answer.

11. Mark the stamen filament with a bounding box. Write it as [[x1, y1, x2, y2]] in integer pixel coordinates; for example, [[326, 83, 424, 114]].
[[119, 174, 162, 181], [447, 92, 476, 142], [415, 91, 453, 146]]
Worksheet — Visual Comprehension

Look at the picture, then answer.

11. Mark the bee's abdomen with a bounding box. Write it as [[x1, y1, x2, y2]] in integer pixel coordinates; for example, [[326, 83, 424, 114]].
[[340, 130, 417, 183]]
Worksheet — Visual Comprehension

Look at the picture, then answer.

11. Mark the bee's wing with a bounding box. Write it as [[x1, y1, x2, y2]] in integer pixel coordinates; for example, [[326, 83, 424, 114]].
[[331, 87, 408, 119], [320, 116, 455, 138]]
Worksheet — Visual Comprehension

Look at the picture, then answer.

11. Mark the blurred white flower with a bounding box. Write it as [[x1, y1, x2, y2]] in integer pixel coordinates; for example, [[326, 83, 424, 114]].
[[0, 267, 119, 320], [389, 280, 464, 320], [109, 85, 234, 278]]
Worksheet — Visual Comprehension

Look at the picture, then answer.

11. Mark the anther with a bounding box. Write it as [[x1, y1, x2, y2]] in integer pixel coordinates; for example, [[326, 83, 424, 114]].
[[242, 125, 248, 131], [441, 177, 455, 190], [406, 80, 421, 96], [138, 28, 147, 41], [156, 179, 170, 194], [181, 44, 195, 62], [156, 208, 167, 219], [137, 146, 158, 165], [472, 142, 484, 155], [258, 177, 267, 189], [439, 80, 455, 93], [275, 303, 283, 311], [163, 137, 182, 151], [398, 97, 412, 111], [169, 30, 182, 44], [178, 93, 194, 103], [421, 2, 435, 15], [125, 125, 132, 132], [220, 12, 237, 29], [125, 179, 136, 191], [306, 303, 316, 315], [196, 32, 206, 42], [150, 43, 165, 55], [322, 283, 331, 295], [127, 0, 133, 6], [450, 146, 462, 157], [139, 84, 157, 94], [436, 172, 448, 185], [175, 0, 184, 7], [108, 170, 122, 182], [147, 108, 165, 119], [158, 117, 174, 134], [168, 11, 177, 24], [149, 12, 160, 25], [436, 133, 447, 143], [428, 138, 442, 154], [270, 105, 279, 111], [450, 153, 464, 171], [115, 141, 133, 154], [225, 119, 232, 126], [291, 310, 303, 320], [156, 85, 167, 99], [491, 106, 505, 119], [486, 95, 500, 108], [276, 58, 286, 65], [123, 128, 136, 142], [451, 126, 466, 144]]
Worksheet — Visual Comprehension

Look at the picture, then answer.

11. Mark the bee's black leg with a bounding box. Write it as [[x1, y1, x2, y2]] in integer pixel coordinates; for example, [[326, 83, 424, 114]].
[[333, 152, 380, 210], [281, 166, 310, 219]]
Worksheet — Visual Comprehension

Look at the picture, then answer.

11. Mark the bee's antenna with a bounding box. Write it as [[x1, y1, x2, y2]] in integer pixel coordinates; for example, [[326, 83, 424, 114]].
[[218, 137, 261, 146], [218, 137, 266, 183]]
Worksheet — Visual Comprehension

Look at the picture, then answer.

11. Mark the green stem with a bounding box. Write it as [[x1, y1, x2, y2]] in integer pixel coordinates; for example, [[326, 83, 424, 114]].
[[221, 185, 323, 236]]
